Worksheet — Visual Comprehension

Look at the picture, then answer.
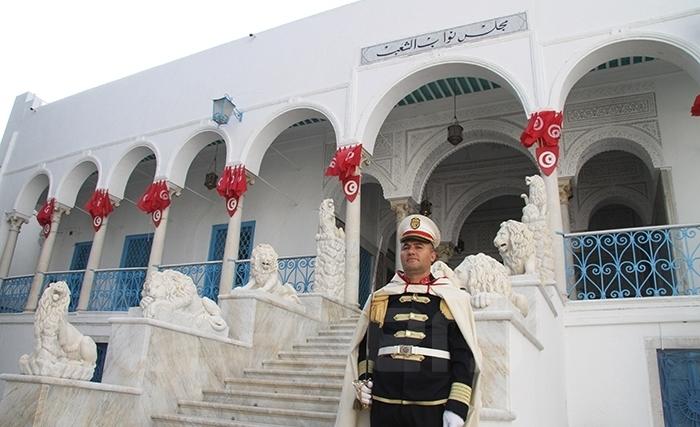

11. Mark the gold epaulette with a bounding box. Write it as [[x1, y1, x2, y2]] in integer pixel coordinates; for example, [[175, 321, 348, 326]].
[[440, 299, 454, 320], [370, 294, 389, 327]]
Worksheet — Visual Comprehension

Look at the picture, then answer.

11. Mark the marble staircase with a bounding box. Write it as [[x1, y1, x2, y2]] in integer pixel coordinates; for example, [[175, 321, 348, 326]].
[[152, 314, 360, 427]]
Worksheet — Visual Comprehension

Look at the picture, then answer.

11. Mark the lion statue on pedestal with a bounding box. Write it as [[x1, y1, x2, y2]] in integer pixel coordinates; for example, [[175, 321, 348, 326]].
[[140, 270, 229, 337], [19, 281, 97, 380], [453, 254, 529, 317], [494, 219, 536, 276], [235, 243, 302, 305]]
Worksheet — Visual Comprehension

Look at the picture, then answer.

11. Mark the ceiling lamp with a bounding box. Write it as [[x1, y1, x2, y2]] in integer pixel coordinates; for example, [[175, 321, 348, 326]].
[[447, 93, 464, 146]]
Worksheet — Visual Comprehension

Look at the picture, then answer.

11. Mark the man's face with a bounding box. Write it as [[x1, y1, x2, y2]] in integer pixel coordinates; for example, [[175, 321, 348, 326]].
[[400, 239, 437, 278]]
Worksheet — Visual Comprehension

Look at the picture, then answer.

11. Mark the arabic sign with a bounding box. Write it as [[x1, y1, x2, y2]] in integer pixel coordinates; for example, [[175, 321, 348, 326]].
[[361, 12, 527, 65]]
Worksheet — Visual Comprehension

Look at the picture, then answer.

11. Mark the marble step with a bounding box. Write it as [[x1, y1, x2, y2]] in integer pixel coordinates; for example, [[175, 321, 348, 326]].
[[243, 368, 345, 382], [224, 377, 343, 395], [292, 343, 351, 351], [152, 413, 280, 427], [306, 336, 352, 344], [317, 329, 356, 337], [276, 350, 348, 361], [327, 324, 357, 331], [202, 389, 339, 412], [177, 400, 336, 427], [261, 359, 346, 371]]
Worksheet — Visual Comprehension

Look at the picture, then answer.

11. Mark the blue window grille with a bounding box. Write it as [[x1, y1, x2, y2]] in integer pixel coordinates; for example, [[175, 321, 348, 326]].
[[42, 271, 85, 312], [358, 247, 373, 306], [564, 224, 700, 300], [658, 349, 700, 426], [208, 224, 228, 261], [0, 275, 33, 313], [70, 241, 93, 270], [90, 342, 109, 383], [215, 221, 255, 288], [87, 233, 152, 311]]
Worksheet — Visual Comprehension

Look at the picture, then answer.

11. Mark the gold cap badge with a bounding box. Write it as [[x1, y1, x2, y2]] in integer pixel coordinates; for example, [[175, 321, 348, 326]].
[[410, 217, 421, 229]]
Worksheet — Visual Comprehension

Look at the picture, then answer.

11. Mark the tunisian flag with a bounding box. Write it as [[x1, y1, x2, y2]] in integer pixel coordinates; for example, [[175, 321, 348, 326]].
[[84, 189, 114, 231], [216, 165, 248, 216], [325, 144, 362, 202], [692, 95, 700, 117], [520, 111, 563, 176], [137, 180, 171, 227], [36, 198, 55, 238]]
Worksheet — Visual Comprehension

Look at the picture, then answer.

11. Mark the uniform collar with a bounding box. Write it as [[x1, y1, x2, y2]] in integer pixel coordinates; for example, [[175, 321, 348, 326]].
[[395, 271, 447, 293]]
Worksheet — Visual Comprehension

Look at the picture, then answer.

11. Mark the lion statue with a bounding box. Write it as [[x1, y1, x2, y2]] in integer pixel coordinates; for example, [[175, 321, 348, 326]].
[[521, 174, 547, 222], [494, 220, 536, 276], [234, 243, 302, 305], [453, 254, 529, 316], [140, 270, 229, 337], [19, 281, 97, 380], [314, 199, 345, 299]]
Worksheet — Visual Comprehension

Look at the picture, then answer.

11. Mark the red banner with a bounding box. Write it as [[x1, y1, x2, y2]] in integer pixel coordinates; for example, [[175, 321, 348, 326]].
[[325, 144, 362, 202], [137, 180, 171, 227], [36, 198, 55, 238], [692, 94, 700, 117], [520, 111, 563, 176], [84, 189, 114, 231], [216, 165, 248, 216]]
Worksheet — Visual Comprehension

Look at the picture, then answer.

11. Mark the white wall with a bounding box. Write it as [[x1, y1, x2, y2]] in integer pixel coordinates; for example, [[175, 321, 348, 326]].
[[564, 296, 700, 427]]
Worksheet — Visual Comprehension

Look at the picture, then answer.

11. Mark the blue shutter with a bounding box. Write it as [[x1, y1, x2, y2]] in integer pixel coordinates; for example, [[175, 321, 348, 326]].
[[70, 241, 93, 270], [234, 221, 256, 288], [119, 234, 153, 268], [658, 349, 700, 426]]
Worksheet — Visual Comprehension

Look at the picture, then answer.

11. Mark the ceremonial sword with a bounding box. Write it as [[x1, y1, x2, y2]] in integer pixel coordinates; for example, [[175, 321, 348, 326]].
[[353, 235, 383, 409]]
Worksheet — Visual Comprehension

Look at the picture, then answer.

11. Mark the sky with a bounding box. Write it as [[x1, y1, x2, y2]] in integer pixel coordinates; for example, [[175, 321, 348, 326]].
[[0, 0, 358, 137]]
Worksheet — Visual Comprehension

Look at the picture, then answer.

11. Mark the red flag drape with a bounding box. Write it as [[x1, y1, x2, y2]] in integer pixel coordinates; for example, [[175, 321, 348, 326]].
[[325, 144, 362, 202], [520, 111, 563, 176], [691, 94, 700, 117], [216, 165, 248, 216], [84, 189, 114, 231], [137, 180, 171, 227], [36, 198, 55, 238]]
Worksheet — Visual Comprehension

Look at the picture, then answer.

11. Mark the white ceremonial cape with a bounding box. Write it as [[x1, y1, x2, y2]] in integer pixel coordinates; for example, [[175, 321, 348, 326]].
[[335, 274, 483, 427]]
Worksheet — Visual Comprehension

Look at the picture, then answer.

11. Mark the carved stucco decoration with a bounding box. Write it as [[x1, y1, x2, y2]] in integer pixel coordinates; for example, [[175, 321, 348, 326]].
[[19, 282, 98, 380], [314, 199, 346, 300]]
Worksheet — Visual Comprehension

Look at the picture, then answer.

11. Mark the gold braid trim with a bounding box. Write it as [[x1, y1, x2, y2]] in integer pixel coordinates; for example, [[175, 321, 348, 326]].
[[357, 359, 374, 377], [440, 299, 454, 320], [370, 295, 389, 327], [373, 395, 448, 406], [449, 382, 472, 405]]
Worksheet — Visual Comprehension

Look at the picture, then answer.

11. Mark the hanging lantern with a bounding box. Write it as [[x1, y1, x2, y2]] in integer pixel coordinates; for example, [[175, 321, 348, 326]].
[[447, 93, 463, 146], [212, 94, 242, 125]]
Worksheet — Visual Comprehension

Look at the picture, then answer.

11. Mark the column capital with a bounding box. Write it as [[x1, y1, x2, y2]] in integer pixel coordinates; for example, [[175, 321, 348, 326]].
[[558, 177, 573, 204], [5, 211, 29, 231], [245, 170, 256, 186], [388, 197, 417, 217], [53, 203, 71, 220], [164, 181, 183, 198]]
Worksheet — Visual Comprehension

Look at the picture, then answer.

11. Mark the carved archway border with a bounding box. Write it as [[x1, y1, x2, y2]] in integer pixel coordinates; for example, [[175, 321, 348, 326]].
[[410, 119, 535, 201], [574, 186, 652, 231], [442, 178, 526, 243], [561, 124, 664, 179]]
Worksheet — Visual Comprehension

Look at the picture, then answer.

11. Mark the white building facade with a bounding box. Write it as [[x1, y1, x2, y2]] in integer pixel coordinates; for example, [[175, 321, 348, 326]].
[[0, 1, 699, 426]]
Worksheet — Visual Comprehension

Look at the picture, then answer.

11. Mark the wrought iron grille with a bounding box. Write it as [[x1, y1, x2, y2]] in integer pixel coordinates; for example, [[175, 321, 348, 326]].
[[0, 275, 33, 313], [233, 255, 316, 293], [208, 225, 228, 261], [42, 270, 85, 312], [657, 349, 700, 426], [238, 221, 256, 259], [564, 224, 700, 300], [88, 268, 147, 311], [70, 241, 93, 270], [120, 234, 153, 268], [160, 261, 222, 302]]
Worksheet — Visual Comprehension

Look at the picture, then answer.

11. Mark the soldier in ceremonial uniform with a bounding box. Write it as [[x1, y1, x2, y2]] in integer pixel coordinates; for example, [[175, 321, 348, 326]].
[[336, 214, 481, 427]]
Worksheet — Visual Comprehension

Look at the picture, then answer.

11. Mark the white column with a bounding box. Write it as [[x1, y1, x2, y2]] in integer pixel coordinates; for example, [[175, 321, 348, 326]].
[[344, 190, 361, 306], [388, 198, 415, 271], [77, 215, 110, 311], [25, 205, 70, 311], [543, 171, 567, 295], [146, 184, 181, 278], [558, 177, 573, 234], [218, 195, 244, 297], [0, 212, 29, 278]]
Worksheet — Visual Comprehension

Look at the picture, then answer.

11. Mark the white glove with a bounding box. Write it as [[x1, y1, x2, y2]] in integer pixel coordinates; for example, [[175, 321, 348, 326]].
[[353, 380, 373, 406], [443, 409, 465, 427]]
